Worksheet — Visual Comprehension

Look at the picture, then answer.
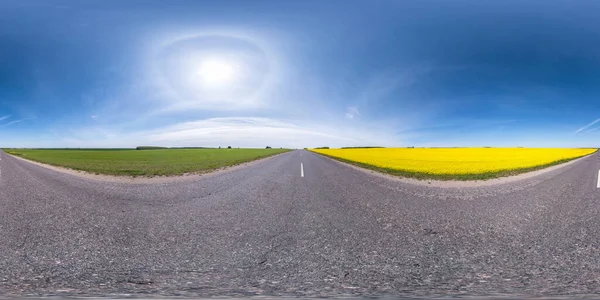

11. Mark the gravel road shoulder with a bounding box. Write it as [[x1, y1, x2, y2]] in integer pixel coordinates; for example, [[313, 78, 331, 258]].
[[4, 151, 289, 184], [316, 152, 593, 188]]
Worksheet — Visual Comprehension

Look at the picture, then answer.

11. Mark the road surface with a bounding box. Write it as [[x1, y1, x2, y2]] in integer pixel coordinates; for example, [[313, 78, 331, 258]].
[[1, 149, 600, 297]]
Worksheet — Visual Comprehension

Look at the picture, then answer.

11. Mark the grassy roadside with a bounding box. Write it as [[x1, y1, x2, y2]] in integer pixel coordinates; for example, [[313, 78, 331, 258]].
[[4, 148, 290, 177], [311, 150, 597, 181]]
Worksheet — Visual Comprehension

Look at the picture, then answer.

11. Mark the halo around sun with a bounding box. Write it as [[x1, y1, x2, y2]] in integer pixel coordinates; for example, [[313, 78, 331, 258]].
[[157, 35, 270, 109]]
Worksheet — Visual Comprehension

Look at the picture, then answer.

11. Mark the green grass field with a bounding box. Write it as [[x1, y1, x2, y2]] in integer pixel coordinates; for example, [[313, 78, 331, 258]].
[[3, 148, 290, 176]]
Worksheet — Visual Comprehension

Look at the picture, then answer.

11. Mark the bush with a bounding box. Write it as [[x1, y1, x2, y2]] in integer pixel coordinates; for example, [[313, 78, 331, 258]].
[[136, 146, 167, 150], [266, 146, 272, 149], [227, 146, 232, 149]]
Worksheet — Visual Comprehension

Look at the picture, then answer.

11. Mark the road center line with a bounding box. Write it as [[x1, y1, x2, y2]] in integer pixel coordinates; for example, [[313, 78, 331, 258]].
[[597, 169, 600, 188], [301, 163, 304, 178]]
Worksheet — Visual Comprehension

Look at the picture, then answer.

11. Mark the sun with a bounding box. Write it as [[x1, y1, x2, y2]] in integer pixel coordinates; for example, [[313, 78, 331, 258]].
[[195, 58, 237, 87]]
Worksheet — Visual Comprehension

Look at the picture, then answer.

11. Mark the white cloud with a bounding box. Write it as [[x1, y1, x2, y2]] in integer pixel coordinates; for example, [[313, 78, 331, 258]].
[[355, 66, 432, 105], [586, 126, 600, 133], [90, 115, 98, 120], [1, 119, 25, 127], [0, 115, 11, 121], [50, 117, 399, 149], [574, 118, 600, 134], [345, 106, 360, 119]]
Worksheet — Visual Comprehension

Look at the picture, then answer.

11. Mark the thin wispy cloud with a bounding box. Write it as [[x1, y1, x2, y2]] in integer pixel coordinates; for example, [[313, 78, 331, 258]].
[[574, 118, 600, 134], [585, 126, 600, 133], [356, 68, 429, 106], [396, 119, 517, 134], [4, 1, 600, 148], [44, 117, 399, 149], [345, 106, 360, 119], [1, 119, 25, 127]]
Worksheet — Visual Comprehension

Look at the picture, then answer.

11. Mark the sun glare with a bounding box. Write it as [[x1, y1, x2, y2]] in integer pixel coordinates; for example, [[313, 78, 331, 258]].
[[195, 58, 237, 87]]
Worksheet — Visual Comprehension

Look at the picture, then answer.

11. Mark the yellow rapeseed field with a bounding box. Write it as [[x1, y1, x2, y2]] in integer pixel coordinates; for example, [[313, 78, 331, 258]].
[[311, 148, 597, 177]]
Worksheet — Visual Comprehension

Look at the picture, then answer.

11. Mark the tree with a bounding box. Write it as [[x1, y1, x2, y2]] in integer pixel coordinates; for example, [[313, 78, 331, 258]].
[[266, 146, 272, 149], [227, 146, 232, 149]]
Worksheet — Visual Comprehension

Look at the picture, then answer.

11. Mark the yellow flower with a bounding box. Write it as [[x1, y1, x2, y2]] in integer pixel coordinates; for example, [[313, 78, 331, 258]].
[[311, 148, 596, 176]]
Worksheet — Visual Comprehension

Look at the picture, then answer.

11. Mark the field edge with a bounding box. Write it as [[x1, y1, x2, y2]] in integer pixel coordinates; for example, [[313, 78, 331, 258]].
[[310, 149, 598, 181], [2, 149, 291, 178]]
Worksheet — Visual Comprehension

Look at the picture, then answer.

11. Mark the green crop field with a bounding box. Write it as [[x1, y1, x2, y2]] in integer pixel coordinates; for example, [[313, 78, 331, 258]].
[[3, 148, 290, 176]]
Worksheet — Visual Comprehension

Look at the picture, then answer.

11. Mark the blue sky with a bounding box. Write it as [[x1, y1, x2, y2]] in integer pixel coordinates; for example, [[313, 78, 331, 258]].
[[2, 0, 600, 148]]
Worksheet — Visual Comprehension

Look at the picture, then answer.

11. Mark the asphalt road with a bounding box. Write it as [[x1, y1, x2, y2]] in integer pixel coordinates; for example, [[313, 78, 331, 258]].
[[1, 149, 600, 298]]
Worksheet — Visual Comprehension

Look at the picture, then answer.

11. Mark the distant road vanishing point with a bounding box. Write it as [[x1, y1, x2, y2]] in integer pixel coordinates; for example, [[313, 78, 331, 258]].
[[2, 149, 600, 297]]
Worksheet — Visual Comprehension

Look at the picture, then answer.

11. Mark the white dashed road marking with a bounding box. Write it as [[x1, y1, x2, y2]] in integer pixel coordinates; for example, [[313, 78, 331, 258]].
[[301, 163, 304, 178]]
